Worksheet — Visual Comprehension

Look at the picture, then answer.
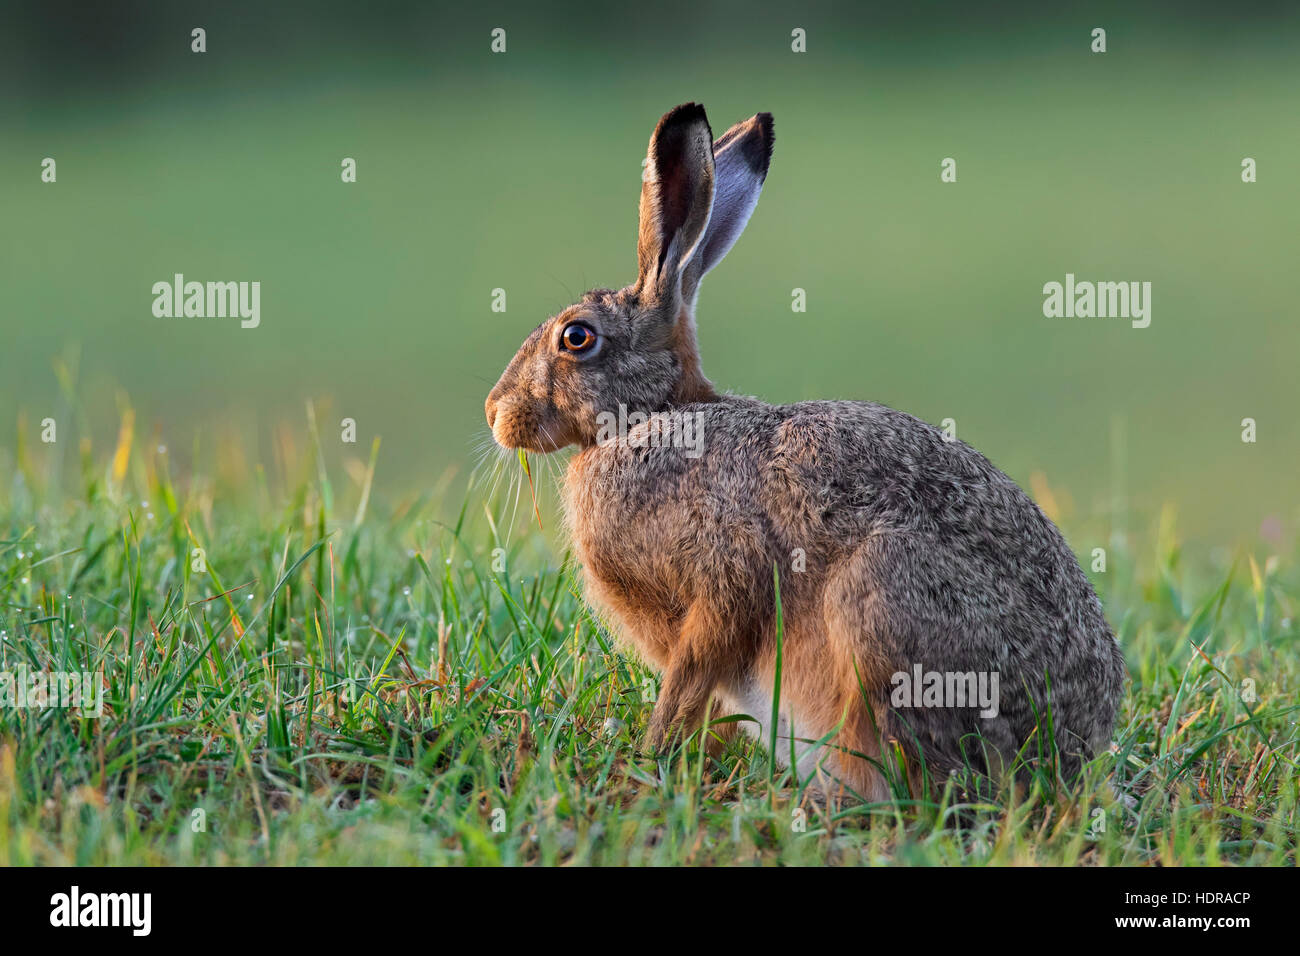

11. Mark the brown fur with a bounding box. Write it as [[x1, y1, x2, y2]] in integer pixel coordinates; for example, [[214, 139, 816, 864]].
[[486, 104, 1125, 802]]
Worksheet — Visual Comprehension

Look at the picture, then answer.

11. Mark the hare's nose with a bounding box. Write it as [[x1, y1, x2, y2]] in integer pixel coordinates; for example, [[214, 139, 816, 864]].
[[485, 395, 498, 429]]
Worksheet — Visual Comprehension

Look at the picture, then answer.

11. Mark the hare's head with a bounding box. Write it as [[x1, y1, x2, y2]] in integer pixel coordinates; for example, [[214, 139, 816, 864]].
[[486, 103, 773, 452]]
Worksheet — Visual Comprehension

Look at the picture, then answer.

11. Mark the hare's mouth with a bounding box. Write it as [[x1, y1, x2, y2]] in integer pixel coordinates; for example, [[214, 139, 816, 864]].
[[496, 432, 566, 455], [489, 404, 572, 455]]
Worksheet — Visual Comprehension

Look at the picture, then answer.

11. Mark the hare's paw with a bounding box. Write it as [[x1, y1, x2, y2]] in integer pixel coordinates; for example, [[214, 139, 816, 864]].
[[642, 702, 682, 755]]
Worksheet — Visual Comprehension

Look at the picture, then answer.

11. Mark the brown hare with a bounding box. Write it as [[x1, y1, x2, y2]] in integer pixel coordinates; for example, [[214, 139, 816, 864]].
[[486, 103, 1126, 801]]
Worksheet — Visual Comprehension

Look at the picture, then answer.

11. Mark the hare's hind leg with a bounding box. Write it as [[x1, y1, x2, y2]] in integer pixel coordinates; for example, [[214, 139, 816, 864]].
[[817, 540, 920, 803], [825, 532, 1021, 798]]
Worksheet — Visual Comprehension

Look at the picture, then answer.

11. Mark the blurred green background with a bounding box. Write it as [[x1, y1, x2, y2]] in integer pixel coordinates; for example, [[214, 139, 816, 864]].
[[2, 1, 1297, 548]]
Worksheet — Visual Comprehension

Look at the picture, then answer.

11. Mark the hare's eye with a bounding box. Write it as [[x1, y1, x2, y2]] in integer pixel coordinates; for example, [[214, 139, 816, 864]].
[[561, 323, 597, 353]]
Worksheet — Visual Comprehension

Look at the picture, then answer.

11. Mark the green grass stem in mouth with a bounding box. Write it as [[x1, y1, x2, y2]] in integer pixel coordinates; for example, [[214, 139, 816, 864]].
[[519, 448, 543, 531]]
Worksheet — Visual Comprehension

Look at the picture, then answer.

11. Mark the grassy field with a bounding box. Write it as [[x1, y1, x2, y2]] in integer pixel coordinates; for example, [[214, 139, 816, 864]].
[[0, 405, 1296, 866], [6, 13, 1300, 547]]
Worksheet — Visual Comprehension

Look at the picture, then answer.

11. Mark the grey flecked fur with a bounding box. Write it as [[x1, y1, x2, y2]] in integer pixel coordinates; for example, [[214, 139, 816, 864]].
[[487, 103, 1126, 800]]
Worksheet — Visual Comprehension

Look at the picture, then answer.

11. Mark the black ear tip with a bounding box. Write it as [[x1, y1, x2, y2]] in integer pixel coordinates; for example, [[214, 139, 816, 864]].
[[756, 112, 775, 166], [658, 102, 711, 137], [667, 101, 708, 123], [735, 112, 774, 179]]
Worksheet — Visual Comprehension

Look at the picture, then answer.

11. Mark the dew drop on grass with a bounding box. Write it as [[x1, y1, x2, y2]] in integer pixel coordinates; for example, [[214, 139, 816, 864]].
[[403, 586, 411, 596]]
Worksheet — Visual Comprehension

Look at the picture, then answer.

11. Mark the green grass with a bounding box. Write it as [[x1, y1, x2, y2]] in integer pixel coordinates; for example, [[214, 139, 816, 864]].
[[1, 407, 1296, 866]]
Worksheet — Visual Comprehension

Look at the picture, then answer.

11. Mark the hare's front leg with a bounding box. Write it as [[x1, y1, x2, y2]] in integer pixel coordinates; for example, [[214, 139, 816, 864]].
[[644, 600, 745, 751]]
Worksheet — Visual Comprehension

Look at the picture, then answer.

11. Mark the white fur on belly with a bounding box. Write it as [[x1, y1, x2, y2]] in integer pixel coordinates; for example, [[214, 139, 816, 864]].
[[722, 676, 826, 779]]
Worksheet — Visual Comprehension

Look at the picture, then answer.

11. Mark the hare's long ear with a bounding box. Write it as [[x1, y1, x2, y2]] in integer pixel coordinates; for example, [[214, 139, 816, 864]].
[[681, 113, 774, 305], [635, 103, 715, 311]]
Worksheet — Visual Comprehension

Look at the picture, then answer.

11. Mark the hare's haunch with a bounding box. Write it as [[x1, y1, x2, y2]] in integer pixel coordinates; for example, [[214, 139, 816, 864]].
[[486, 103, 1125, 800]]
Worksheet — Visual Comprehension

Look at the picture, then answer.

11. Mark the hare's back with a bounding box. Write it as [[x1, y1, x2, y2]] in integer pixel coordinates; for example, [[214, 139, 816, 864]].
[[691, 398, 1112, 649]]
